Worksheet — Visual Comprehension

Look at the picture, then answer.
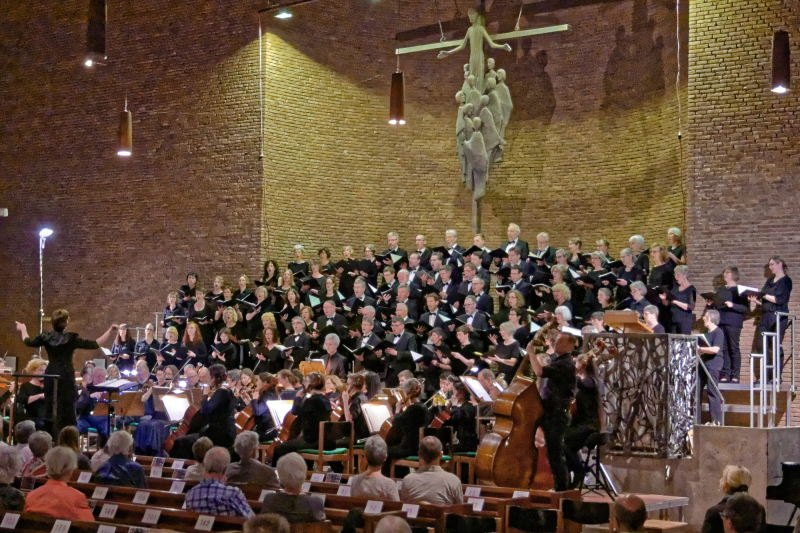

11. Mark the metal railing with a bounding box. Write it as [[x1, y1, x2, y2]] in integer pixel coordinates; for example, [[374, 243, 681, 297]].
[[749, 313, 796, 428], [696, 356, 726, 427]]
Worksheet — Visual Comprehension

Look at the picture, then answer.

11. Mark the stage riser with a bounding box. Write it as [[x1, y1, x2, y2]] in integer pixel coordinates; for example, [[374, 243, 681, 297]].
[[603, 426, 800, 533]]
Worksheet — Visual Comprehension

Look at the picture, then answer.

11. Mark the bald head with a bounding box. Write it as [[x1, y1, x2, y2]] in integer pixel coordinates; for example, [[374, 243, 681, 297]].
[[613, 494, 647, 532], [375, 516, 412, 533]]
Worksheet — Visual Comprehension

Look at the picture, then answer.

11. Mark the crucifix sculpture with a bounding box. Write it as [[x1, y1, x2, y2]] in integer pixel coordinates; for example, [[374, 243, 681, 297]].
[[396, 6, 569, 232]]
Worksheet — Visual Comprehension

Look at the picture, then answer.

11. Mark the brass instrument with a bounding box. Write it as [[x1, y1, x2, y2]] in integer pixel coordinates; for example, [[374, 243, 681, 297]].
[[425, 390, 448, 407]]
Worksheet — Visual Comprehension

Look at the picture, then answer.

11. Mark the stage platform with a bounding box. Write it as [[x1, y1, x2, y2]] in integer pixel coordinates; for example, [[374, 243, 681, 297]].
[[602, 425, 800, 533], [583, 492, 690, 521]]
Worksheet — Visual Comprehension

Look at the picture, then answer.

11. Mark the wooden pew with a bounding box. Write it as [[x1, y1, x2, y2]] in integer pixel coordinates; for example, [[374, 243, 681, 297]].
[[89, 500, 246, 532], [132, 456, 196, 468], [0, 511, 118, 533]]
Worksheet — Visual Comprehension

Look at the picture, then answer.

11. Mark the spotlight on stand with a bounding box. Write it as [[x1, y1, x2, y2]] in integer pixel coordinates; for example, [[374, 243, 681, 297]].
[[275, 11, 292, 19], [389, 71, 405, 125], [39, 228, 53, 238], [772, 30, 791, 94], [118, 96, 132, 157]]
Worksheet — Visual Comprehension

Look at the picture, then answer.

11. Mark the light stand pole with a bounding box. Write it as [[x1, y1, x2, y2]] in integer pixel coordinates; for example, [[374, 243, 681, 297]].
[[38, 229, 53, 353]]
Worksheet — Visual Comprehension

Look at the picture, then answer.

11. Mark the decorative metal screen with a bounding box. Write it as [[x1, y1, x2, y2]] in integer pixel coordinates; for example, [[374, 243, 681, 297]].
[[587, 333, 696, 458]]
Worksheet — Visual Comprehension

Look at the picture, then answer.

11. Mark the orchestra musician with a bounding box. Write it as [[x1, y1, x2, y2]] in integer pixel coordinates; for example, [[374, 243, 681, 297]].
[[564, 351, 600, 488], [15, 309, 118, 435], [338, 373, 370, 443], [382, 378, 428, 477], [527, 333, 577, 492], [241, 372, 281, 442], [75, 365, 109, 447], [444, 381, 479, 454], [271, 372, 332, 467], [134, 366, 171, 455], [110, 324, 136, 373], [16, 359, 48, 430]]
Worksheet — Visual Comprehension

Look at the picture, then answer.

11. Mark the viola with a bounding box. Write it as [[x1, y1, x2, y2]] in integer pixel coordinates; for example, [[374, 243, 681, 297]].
[[235, 378, 278, 434]]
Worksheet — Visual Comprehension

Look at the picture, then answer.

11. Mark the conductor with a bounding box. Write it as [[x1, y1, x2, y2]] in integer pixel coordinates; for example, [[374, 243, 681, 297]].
[[15, 309, 117, 435]]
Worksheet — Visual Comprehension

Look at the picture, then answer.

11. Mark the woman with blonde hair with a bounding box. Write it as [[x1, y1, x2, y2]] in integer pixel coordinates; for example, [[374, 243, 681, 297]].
[[17, 359, 48, 429], [701, 465, 757, 533]]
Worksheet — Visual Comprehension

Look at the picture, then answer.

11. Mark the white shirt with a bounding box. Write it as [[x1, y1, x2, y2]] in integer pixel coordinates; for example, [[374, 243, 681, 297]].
[[505, 239, 518, 252]]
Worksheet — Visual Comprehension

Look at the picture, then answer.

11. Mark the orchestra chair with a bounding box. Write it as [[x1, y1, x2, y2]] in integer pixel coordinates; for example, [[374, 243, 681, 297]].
[[560, 499, 610, 532], [444, 513, 499, 533], [451, 450, 477, 484], [257, 441, 273, 464], [390, 427, 453, 478], [578, 432, 618, 500], [506, 506, 561, 533], [298, 421, 354, 474]]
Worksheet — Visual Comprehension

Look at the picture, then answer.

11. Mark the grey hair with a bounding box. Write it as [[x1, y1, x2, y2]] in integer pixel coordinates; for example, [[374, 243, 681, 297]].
[[107, 430, 134, 456], [598, 287, 613, 299], [45, 446, 77, 480], [291, 316, 304, 324], [227, 369, 241, 383], [136, 360, 149, 372], [591, 251, 606, 262], [620, 247, 632, 258], [276, 452, 307, 491], [375, 515, 412, 533], [15, 420, 35, 444], [582, 326, 598, 335], [364, 435, 388, 467], [203, 447, 231, 474], [537, 232, 550, 241], [396, 302, 408, 312], [630, 281, 647, 293], [508, 223, 520, 233], [446, 229, 458, 238], [464, 294, 478, 304], [706, 309, 720, 325], [644, 305, 660, 317], [668, 227, 683, 240], [293, 244, 305, 252], [234, 431, 259, 459], [387, 232, 399, 239], [0, 446, 23, 483], [629, 235, 645, 246], [354, 279, 366, 288], [325, 333, 340, 347], [675, 265, 689, 276], [28, 431, 53, 459], [362, 306, 375, 317], [499, 321, 516, 336], [555, 305, 573, 322]]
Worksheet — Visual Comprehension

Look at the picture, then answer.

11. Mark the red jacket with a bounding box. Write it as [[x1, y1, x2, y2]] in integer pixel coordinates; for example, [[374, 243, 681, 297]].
[[23, 479, 95, 521]]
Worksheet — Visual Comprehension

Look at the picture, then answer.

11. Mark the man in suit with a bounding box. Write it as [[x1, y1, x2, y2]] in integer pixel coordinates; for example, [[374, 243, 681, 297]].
[[472, 234, 494, 270], [315, 300, 348, 340], [471, 277, 493, 314], [394, 302, 414, 323], [458, 295, 490, 332], [397, 270, 424, 307], [445, 229, 467, 255], [506, 265, 533, 307], [414, 235, 432, 271], [532, 232, 558, 266], [361, 306, 385, 337], [419, 293, 449, 330], [383, 317, 418, 387], [507, 247, 532, 277], [498, 223, 530, 261], [394, 284, 419, 320], [470, 253, 492, 283], [434, 265, 461, 311], [345, 279, 376, 323], [380, 231, 408, 269], [321, 334, 348, 379]]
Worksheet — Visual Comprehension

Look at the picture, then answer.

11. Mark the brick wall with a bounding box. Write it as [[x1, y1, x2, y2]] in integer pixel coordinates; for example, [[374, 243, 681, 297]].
[[0, 0, 687, 369], [688, 0, 800, 423]]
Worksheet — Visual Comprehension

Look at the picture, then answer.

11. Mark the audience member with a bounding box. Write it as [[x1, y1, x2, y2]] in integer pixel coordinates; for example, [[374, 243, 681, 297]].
[[14, 421, 35, 463], [612, 494, 647, 533], [351, 436, 399, 501], [721, 494, 765, 533], [399, 437, 462, 505], [375, 516, 412, 533], [702, 465, 754, 533], [184, 447, 254, 518], [0, 446, 25, 511], [260, 452, 325, 523], [21, 431, 51, 478], [90, 444, 110, 472], [184, 437, 213, 481], [23, 447, 94, 521], [244, 513, 290, 533], [57, 426, 91, 471], [94, 431, 146, 488], [225, 431, 279, 489]]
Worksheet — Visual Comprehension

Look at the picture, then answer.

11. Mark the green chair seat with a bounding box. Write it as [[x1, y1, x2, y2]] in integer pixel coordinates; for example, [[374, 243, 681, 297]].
[[453, 452, 477, 457], [353, 444, 365, 449], [259, 440, 274, 445], [298, 448, 349, 455]]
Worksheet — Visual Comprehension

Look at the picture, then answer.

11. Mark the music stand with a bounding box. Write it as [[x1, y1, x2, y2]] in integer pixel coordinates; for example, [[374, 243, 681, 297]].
[[299, 360, 325, 375], [361, 402, 392, 435], [92, 379, 139, 436], [602, 310, 654, 334]]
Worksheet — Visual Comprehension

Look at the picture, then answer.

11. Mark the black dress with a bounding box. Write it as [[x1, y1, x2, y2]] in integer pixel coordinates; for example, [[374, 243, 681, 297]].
[[17, 382, 47, 425], [24, 331, 99, 434], [111, 338, 136, 372], [199, 387, 236, 448], [670, 284, 696, 335], [446, 402, 479, 453], [383, 402, 430, 476], [495, 341, 522, 383]]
